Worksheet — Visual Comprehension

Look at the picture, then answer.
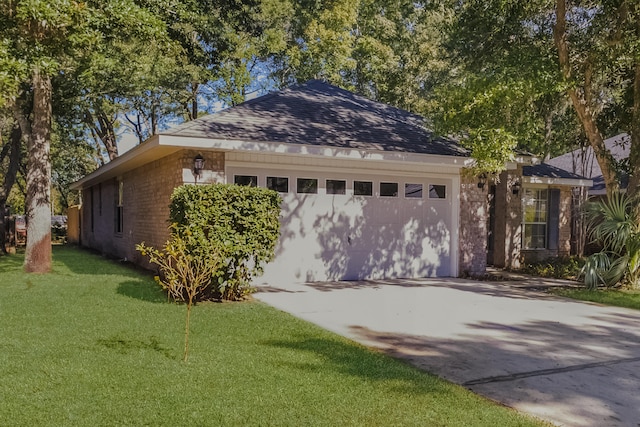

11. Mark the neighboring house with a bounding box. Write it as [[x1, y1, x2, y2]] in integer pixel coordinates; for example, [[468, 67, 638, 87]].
[[71, 80, 591, 283], [546, 133, 630, 196]]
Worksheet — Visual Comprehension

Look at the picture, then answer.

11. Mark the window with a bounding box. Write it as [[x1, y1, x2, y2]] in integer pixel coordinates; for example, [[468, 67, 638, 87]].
[[429, 184, 446, 199], [523, 188, 548, 249], [90, 187, 95, 232], [115, 180, 124, 234], [267, 176, 289, 192], [326, 179, 346, 195], [297, 178, 318, 194], [234, 175, 257, 187], [405, 183, 423, 198], [380, 182, 398, 197], [354, 181, 373, 196]]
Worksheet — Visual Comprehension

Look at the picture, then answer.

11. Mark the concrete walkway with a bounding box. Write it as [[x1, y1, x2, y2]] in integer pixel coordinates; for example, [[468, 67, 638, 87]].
[[255, 278, 640, 427]]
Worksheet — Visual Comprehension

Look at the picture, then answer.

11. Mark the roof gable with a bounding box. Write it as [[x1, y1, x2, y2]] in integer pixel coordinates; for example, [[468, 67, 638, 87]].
[[162, 80, 468, 157]]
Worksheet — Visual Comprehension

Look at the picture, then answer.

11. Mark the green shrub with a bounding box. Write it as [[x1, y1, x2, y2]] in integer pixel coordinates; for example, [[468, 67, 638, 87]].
[[582, 193, 640, 289], [519, 256, 584, 280], [169, 183, 281, 300]]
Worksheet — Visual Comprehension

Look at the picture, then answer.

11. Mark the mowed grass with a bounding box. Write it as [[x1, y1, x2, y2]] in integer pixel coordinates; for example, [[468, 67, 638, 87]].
[[0, 246, 544, 426], [551, 287, 640, 311]]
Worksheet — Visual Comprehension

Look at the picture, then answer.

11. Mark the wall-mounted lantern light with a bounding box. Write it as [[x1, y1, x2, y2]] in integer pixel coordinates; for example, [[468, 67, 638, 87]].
[[477, 173, 487, 189], [193, 154, 205, 183], [512, 179, 521, 195]]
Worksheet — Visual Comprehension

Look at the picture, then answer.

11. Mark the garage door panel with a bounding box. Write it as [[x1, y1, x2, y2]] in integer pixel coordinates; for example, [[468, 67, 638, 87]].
[[228, 167, 455, 284]]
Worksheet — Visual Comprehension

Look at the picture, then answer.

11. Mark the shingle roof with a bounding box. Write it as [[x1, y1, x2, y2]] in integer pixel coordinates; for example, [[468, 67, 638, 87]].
[[545, 133, 629, 192], [162, 80, 468, 157], [523, 163, 589, 180]]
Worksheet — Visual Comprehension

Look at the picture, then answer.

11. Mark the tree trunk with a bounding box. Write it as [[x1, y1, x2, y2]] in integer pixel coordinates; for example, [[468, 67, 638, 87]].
[[24, 68, 52, 273], [85, 109, 119, 161], [553, 0, 619, 196], [0, 123, 22, 254], [628, 61, 640, 200]]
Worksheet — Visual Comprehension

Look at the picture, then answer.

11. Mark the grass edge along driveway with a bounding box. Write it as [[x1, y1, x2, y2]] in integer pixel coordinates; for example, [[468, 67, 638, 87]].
[[0, 246, 546, 426]]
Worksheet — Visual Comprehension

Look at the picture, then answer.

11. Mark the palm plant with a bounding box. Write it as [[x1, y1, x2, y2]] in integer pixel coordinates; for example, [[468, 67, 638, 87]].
[[581, 193, 640, 290]]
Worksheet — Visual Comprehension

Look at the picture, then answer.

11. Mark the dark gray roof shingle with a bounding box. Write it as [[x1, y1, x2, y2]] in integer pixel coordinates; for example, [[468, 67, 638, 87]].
[[162, 80, 468, 157], [523, 163, 589, 180]]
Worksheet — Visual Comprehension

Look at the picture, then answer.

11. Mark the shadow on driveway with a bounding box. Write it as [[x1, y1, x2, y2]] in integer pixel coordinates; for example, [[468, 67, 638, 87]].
[[256, 278, 640, 426]]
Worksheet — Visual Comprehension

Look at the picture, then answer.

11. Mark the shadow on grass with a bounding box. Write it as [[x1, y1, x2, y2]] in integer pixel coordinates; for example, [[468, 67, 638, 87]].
[[97, 336, 175, 359], [117, 280, 167, 304], [263, 336, 447, 396], [0, 253, 23, 274], [53, 245, 149, 276]]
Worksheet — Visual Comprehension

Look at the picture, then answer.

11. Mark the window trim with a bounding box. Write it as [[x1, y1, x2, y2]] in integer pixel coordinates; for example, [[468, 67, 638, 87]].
[[353, 180, 373, 197], [522, 187, 548, 250], [234, 174, 258, 187], [266, 176, 289, 193], [326, 179, 347, 195], [296, 177, 318, 194], [404, 183, 423, 199], [428, 184, 447, 200], [380, 182, 399, 197]]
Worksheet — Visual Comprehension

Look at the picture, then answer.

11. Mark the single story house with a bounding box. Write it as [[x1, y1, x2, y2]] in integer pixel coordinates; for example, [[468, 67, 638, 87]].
[[71, 80, 591, 283]]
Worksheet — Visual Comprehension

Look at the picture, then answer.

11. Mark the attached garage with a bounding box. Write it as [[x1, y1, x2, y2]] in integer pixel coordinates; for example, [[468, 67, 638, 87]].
[[72, 80, 482, 284], [227, 151, 461, 284]]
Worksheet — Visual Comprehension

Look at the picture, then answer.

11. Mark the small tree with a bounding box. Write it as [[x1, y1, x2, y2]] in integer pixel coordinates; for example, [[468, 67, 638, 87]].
[[137, 231, 221, 362], [581, 193, 640, 290]]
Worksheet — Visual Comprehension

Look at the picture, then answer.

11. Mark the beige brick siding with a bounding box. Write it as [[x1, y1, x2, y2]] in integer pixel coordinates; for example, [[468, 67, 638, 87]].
[[458, 174, 487, 275], [80, 150, 225, 264], [492, 168, 523, 269]]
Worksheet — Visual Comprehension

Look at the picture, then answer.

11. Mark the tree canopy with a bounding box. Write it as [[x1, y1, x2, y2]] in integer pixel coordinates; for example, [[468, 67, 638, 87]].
[[435, 0, 640, 195]]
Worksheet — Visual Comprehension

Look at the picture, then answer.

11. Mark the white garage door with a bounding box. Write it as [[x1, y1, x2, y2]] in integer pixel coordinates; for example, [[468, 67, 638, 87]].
[[227, 166, 456, 284]]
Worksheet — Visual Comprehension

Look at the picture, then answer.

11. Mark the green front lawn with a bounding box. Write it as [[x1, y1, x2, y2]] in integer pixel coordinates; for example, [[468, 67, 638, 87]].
[[551, 287, 640, 311], [0, 246, 543, 426]]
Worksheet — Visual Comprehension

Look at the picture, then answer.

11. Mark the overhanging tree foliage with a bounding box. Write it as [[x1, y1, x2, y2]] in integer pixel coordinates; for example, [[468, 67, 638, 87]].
[[0, 0, 176, 272], [437, 0, 640, 193]]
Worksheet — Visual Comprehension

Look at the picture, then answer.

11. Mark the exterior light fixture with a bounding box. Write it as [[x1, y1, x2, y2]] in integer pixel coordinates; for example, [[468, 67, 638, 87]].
[[512, 179, 521, 195], [193, 154, 205, 183], [477, 173, 487, 189]]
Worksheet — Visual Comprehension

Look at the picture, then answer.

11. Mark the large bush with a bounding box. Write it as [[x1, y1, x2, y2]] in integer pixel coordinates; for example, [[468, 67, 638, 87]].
[[168, 183, 281, 300]]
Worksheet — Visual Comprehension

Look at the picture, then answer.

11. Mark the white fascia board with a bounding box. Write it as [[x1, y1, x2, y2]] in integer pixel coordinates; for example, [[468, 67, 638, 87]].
[[70, 135, 169, 190], [523, 176, 593, 187], [159, 135, 474, 169]]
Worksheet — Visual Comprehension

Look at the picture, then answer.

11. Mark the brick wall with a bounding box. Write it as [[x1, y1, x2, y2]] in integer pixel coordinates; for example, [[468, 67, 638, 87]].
[[458, 174, 488, 275], [80, 149, 225, 264], [491, 168, 523, 269]]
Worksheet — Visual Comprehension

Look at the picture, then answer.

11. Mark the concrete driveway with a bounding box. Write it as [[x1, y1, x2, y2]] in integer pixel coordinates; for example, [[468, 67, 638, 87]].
[[255, 278, 640, 427]]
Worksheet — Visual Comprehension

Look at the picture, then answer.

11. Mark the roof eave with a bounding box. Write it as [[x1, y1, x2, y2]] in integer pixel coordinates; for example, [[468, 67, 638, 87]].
[[523, 176, 594, 187]]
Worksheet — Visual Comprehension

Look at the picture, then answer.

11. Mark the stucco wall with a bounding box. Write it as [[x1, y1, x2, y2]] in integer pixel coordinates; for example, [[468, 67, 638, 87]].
[[80, 150, 224, 263], [458, 174, 487, 275]]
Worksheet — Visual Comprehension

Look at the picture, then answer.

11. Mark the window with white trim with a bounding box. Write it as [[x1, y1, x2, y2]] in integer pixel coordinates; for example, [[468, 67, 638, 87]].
[[326, 179, 346, 195], [380, 182, 398, 197], [405, 183, 423, 198], [522, 188, 548, 249], [297, 178, 318, 194], [354, 181, 373, 196], [234, 175, 257, 187], [267, 176, 288, 192]]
